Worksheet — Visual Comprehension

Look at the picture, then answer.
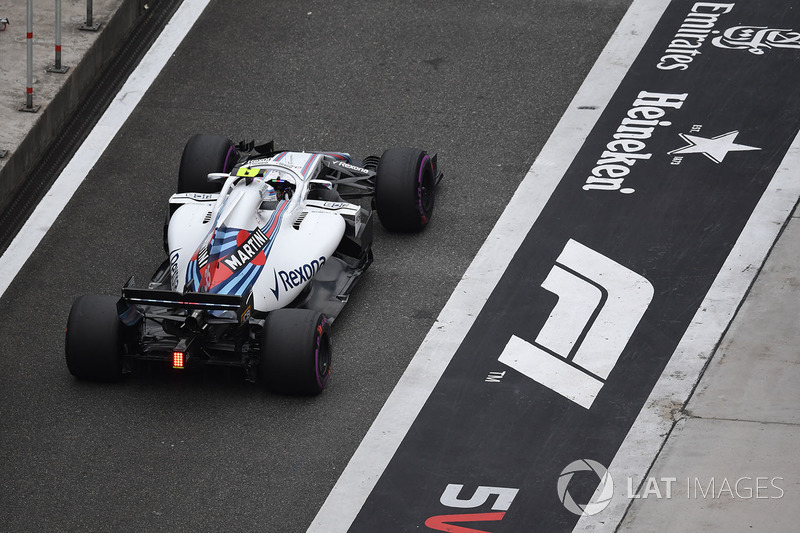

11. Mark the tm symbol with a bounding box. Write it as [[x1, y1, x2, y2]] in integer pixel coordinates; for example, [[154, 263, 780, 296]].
[[485, 371, 506, 383]]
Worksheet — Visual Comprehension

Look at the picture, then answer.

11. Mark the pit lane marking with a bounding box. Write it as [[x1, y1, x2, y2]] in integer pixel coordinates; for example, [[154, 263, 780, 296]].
[[307, 1, 668, 530]]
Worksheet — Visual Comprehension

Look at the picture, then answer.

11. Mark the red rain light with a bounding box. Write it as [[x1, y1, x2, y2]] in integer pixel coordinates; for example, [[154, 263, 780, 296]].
[[173, 351, 185, 369]]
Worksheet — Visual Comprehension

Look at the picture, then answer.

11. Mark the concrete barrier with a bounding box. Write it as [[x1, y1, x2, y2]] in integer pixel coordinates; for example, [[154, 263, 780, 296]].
[[0, 0, 144, 211]]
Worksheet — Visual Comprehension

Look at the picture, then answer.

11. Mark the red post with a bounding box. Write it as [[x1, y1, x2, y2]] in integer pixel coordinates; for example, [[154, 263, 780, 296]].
[[48, 0, 69, 73], [20, 0, 39, 112]]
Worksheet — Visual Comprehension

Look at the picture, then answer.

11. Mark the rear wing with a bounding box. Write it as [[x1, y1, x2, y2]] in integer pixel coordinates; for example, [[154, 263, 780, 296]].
[[119, 288, 253, 324]]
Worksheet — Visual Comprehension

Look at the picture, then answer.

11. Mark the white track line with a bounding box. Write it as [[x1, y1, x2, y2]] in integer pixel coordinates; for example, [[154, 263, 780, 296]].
[[307, 0, 668, 531], [0, 0, 212, 299]]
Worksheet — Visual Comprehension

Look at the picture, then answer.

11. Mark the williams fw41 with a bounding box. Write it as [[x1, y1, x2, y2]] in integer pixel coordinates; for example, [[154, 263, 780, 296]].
[[65, 135, 443, 394]]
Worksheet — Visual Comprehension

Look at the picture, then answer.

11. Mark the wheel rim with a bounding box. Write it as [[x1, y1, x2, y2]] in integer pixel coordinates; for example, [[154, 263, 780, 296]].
[[418, 156, 435, 219], [315, 324, 331, 388], [421, 177, 434, 213]]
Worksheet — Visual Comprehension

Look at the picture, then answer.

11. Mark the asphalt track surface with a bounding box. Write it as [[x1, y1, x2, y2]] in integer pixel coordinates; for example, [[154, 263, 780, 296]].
[[315, 0, 800, 530], [0, 1, 633, 531]]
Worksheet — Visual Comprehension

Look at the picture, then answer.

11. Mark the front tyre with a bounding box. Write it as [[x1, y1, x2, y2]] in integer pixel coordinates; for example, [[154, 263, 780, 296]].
[[65, 295, 124, 382], [375, 148, 435, 232], [178, 134, 237, 193], [259, 309, 331, 395]]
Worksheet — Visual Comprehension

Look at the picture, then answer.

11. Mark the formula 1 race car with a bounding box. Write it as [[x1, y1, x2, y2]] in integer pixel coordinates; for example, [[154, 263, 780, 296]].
[[65, 135, 442, 394]]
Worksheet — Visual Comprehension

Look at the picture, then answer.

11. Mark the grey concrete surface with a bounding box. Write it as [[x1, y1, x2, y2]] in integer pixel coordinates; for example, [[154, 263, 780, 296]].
[[621, 207, 800, 532], [0, 0, 140, 210], [689, 213, 800, 427], [620, 417, 800, 532]]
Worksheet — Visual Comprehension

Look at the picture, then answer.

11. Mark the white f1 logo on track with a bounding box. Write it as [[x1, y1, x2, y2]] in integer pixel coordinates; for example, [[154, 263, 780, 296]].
[[498, 239, 653, 408]]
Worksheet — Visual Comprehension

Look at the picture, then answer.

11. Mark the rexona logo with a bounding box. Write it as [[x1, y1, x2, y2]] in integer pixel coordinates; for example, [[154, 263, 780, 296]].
[[169, 249, 181, 291], [657, 2, 734, 71], [271, 256, 327, 299], [582, 91, 687, 194], [498, 239, 653, 409], [330, 160, 371, 175], [425, 484, 519, 533]]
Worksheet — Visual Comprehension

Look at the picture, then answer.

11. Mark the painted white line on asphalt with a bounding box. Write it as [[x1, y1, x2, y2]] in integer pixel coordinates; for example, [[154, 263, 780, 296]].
[[307, 1, 668, 531], [0, 0, 212, 299]]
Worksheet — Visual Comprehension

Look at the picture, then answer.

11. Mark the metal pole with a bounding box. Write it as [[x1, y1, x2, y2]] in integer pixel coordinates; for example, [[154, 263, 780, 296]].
[[20, 0, 39, 112], [79, 0, 100, 31], [48, 0, 69, 73]]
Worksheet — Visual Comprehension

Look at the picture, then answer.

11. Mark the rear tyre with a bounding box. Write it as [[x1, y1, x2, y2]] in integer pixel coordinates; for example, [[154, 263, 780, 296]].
[[375, 148, 435, 232], [178, 134, 238, 193], [65, 295, 124, 382], [259, 309, 331, 395]]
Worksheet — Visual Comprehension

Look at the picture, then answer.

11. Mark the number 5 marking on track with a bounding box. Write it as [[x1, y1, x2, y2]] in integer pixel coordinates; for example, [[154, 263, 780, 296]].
[[425, 484, 519, 533], [498, 239, 653, 408]]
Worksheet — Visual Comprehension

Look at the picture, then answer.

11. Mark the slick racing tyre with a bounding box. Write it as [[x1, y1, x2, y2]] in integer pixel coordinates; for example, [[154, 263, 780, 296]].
[[65, 295, 124, 382], [259, 309, 331, 395], [178, 134, 238, 193], [375, 148, 435, 232]]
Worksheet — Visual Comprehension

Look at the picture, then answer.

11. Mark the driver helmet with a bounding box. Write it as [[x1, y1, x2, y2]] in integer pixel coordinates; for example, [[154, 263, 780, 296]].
[[262, 183, 277, 202]]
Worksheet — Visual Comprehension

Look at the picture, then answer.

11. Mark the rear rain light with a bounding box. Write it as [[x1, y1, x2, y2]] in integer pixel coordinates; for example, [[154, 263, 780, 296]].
[[173, 351, 185, 369]]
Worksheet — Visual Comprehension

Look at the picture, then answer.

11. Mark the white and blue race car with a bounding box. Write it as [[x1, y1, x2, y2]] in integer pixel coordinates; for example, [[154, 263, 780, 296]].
[[65, 134, 442, 394]]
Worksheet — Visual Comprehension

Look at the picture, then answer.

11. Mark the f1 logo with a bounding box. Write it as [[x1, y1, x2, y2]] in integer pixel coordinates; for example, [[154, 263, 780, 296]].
[[498, 239, 653, 408]]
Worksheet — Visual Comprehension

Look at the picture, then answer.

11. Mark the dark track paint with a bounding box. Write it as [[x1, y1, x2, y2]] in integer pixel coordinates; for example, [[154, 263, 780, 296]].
[[348, 1, 800, 531]]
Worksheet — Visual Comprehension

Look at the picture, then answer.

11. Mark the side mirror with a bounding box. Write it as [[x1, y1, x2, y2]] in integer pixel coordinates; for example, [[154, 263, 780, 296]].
[[309, 179, 333, 190]]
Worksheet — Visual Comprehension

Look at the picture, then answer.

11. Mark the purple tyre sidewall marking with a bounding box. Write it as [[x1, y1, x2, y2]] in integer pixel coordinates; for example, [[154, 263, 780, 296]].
[[222, 145, 237, 172], [417, 154, 431, 225], [315, 316, 330, 389]]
